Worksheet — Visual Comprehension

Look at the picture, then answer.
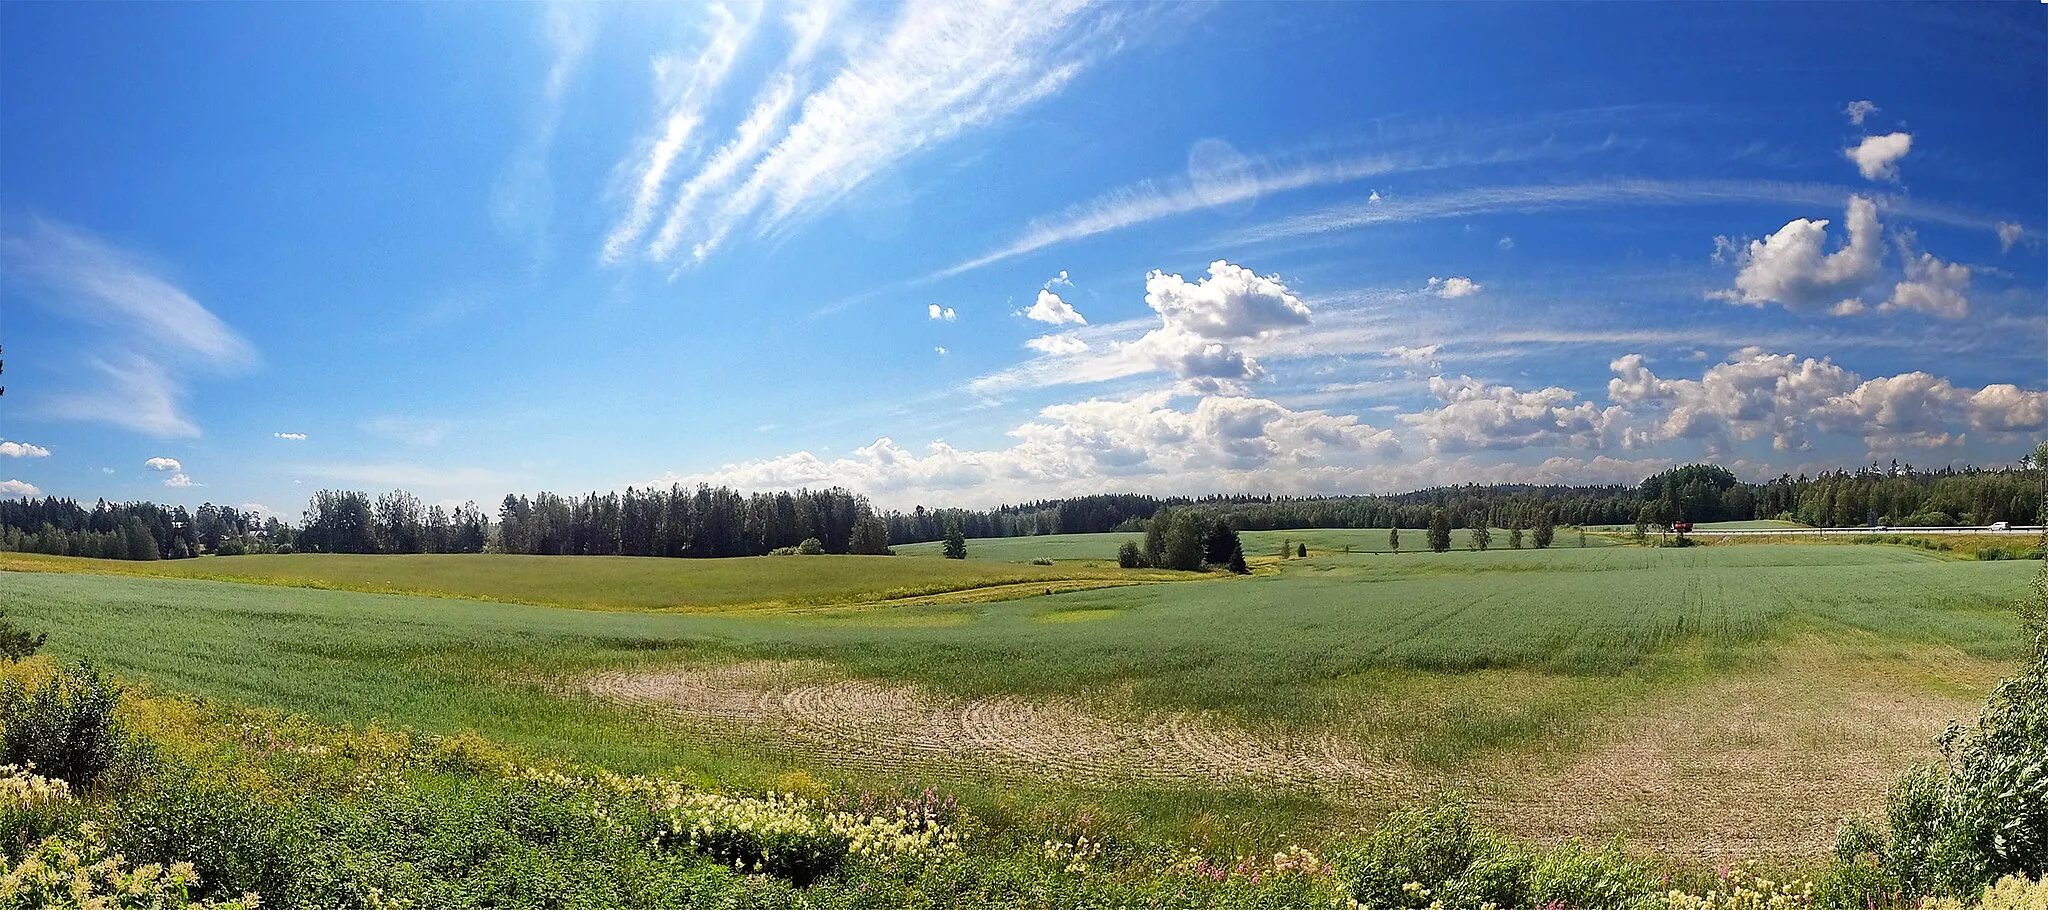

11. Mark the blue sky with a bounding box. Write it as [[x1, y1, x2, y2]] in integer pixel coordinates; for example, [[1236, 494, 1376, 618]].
[[1, 1, 2043, 516]]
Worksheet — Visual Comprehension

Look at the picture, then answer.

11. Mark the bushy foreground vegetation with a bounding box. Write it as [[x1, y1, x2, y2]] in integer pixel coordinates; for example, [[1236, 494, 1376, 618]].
[[2, 634, 2043, 910]]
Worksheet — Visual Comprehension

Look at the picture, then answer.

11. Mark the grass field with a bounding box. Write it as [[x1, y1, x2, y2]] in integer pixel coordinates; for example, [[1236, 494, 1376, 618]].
[[1, 541, 2033, 859], [0, 550, 1183, 611], [895, 527, 1612, 562]]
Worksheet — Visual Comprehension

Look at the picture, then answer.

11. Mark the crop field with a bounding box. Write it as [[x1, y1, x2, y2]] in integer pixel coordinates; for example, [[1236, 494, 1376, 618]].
[[0, 550, 1182, 611], [895, 527, 1612, 562], [0, 541, 2034, 862]]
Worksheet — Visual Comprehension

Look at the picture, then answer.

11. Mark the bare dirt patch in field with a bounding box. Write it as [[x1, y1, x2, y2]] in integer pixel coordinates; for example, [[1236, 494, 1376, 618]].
[[581, 644, 1991, 861], [584, 661, 1408, 793], [1474, 642, 1994, 861]]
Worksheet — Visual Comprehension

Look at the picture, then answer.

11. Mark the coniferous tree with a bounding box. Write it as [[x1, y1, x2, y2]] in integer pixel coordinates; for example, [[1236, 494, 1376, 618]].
[[1116, 540, 1148, 569], [1533, 509, 1555, 549], [1388, 526, 1400, 554], [1508, 523, 1524, 549], [1427, 510, 1452, 553], [1470, 525, 1491, 551], [942, 523, 967, 559]]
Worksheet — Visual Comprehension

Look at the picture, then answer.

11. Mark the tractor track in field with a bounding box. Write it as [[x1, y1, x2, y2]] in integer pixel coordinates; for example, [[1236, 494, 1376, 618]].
[[583, 660, 1407, 793]]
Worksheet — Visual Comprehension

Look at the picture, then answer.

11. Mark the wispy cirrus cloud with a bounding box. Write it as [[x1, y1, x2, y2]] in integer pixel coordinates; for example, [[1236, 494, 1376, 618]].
[[490, 2, 596, 260], [610, 0, 1123, 267], [0, 218, 257, 438], [1217, 179, 2021, 249], [600, 3, 760, 264]]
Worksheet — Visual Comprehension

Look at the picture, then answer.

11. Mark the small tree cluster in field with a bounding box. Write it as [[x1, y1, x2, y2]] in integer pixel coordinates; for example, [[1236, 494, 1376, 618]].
[[1127, 510, 1246, 572]]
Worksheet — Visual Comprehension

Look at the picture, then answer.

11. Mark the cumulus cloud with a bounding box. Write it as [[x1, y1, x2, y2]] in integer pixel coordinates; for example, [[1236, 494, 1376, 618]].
[[1025, 288, 1086, 325], [1025, 333, 1089, 356], [1606, 349, 2048, 453], [144, 457, 182, 472], [1880, 247, 1971, 318], [162, 472, 198, 488], [1997, 222, 2023, 253], [1426, 276, 1482, 298], [934, 346, 948, 356], [1402, 376, 1617, 452], [927, 304, 957, 321], [0, 480, 40, 499], [1, 219, 258, 438], [669, 390, 1399, 506], [1845, 100, 1877, 126], [0, 442, 50, 458], [1845, 132, 1911, 182], [274, 432, 308, 441], [1122, 260, 1312, 384], [1498, 236, 1515, 250], [1713, 195, 1882, 311]]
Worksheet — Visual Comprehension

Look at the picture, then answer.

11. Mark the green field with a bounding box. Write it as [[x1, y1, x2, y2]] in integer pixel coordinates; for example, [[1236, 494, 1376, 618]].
[[0, 550, 1179, 611], [895, 527, 1612, 561], [2, 541, 2032, 858]]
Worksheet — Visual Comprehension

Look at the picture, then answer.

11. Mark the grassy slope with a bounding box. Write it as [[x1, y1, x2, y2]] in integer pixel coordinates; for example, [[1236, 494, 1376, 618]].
[[0, 551, 1181, 611], [895, 527, 1612, 562]]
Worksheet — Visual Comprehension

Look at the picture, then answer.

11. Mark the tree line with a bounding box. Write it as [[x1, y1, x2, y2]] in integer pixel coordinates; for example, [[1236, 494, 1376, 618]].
[[2, 454, 2039, 561]]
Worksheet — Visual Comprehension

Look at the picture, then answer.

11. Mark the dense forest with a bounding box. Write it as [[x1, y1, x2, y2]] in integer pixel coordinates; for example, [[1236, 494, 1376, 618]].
[[0, 459, 2039, 561]]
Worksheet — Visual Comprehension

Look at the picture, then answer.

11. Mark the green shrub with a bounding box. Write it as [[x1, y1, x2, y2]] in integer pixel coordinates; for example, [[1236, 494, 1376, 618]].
[[1880, 559, 2048, 896], [1, 661, 125, 789], [797, 537, 826, 556], [0, 609, 44, 662], [1332, 801, 1659, 910], [1979, 547, 2013, 561], [1116, 541, 1147, 568]]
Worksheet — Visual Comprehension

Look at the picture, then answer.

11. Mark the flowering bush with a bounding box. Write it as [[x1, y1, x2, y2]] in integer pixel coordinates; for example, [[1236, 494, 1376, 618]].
[[0, 822, 260, 909], [1917, 874, 2048, 910], [1665, 865, 1817, 910]]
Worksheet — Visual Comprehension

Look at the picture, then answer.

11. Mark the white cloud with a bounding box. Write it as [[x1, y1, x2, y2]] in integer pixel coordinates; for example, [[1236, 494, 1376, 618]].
[[600, 3, 757, 263], [1426, 276, 1482, 298], [1121, 260, 1312, 385], [1402, 376, 1617, 452], [1997, 222, 2023, 253], [1498, 236, 1514, 250], [934, 346, 948, 356], [1845, 132, 1911, 182], [654, 0, 1114, 264], [1845, 100, 1877, 126], [1880, 245, 1971, 318], [100, 467, 115, 475], [0, 480, 40, 499], [295, 462, 514, 490], [162, 472, 198, 488], [1714, 195, 1882, 311], [670, 390, 1399, 507], [1025, 333, 1089, 356], [1, 219, 257, 438], [274, 432, 308, 441], [1388, 344, 1441, 364], [1606, 349, 2047, 453], [0, 442, 49, 458], [491, 2, 595, 254], [361, 416, 452, 447], [1025, 288, 1087, 325], [928, 304, 957, 322], [144, 457, 182, 472]]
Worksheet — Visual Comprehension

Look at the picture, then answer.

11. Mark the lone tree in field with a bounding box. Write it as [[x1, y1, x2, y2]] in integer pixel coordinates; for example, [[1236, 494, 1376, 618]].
[[1388, 526, 1400, 554], [1427, 510, 1452, 553], [1508, 521, 1524, 549], [942, 524, 967, 559], [848, 517, 894, 555], [1297, 543, 1307, 558], [1533, 510, 1556, 549], [1470, 525, 1492, 551]]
